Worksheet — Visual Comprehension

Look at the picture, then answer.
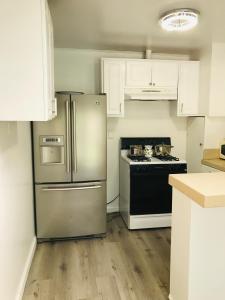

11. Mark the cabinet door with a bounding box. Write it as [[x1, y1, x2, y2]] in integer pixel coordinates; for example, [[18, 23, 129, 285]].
[[126, 61, 152, 87], [151, 61, 178, 87], [0, 0, 54, 121], [102, 59, 125, 117], [178, 61, 200, 116], [187, 117, 205, 173], [44, 0, 55, 120], [201, 165, 222, 173]]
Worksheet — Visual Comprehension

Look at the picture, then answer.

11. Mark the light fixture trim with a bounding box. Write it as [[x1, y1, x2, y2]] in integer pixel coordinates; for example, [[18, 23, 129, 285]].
[[160, 8, 200, 32]]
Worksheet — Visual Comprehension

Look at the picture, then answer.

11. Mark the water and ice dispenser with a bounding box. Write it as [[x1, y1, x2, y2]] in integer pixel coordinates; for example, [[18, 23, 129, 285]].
[[40, 136, 64, 165]]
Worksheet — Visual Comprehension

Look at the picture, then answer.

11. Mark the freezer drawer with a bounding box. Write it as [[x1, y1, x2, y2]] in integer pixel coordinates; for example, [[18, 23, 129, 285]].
[[35, 182, 106, 239]]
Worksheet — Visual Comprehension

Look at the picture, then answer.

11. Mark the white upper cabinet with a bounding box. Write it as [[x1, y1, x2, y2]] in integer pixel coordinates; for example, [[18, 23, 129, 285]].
[[0, 0, 55, 121], [101, 59, 125, 117], [177, 61, 200, 116], [126, 61, 152, 87], [151, 61, 178, 87], [101, 58, 200, 118], [45, 0, 56, 120], [125, 60, 178, 88]]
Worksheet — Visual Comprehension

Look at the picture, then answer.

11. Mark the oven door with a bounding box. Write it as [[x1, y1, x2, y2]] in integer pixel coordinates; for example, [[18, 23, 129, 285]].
[[130, 164, 186, 215]]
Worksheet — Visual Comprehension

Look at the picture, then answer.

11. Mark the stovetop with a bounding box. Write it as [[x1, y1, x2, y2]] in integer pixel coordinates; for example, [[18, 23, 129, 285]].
[[154, 155, 180, 161], [127, 154, 180, 162], [120, 138, 187, 165], [122, 151, 186, 165], [127, 155, 152, 162]]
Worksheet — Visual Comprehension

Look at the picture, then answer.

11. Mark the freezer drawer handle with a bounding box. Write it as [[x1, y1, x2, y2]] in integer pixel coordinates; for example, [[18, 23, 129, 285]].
[[42, 185, 102, 192]]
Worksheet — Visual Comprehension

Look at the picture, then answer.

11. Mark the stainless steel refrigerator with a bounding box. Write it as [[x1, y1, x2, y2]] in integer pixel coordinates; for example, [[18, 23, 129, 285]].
[[32, 92, 107, 241]]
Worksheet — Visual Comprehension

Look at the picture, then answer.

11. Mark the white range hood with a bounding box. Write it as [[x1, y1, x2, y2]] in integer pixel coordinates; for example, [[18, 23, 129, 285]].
[[124, 87, 178, 101]]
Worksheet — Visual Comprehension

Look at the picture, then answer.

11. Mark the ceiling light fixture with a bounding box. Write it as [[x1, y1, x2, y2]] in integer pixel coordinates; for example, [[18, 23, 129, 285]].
[[160, 8, 200, 32]]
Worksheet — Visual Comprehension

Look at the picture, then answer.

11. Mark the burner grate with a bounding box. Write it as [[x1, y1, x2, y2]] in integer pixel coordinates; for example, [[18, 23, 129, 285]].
[[155, 155, 179, 161], [127, 155, 151, 162]]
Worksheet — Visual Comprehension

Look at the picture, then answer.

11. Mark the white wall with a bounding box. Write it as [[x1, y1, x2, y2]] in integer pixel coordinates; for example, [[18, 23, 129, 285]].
[[0, 122, 35, 300], [54, 48, 143, 93], [55, 48, 187, 212], [187, 47, 225, 173], [197, 46, 211, 115], [204, 117, 225, 148], [196, 43, 225, 117], [107, 102, 187, 211]]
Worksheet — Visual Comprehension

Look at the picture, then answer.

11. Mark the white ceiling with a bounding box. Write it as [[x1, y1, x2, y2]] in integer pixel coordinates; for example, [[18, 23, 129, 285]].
[[48, 0, 225, 52]]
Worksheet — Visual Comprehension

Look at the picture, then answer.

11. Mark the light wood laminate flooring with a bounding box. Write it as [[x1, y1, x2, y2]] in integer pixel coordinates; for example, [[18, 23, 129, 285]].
[[23, 214, 171, 300]]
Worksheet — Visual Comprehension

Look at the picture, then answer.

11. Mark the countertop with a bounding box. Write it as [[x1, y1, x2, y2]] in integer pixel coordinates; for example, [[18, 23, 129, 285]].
[[202, 158, 225, 172], [169, 172, 225, 208], [201, 148, 225, 172]]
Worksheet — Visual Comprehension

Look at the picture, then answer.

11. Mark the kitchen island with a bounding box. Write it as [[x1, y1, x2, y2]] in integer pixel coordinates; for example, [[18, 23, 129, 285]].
[[169, 172, 225, 300]]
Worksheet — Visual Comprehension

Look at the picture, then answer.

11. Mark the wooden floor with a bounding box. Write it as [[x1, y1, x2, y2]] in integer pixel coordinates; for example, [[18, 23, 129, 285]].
[[23, 214, 171, 300]]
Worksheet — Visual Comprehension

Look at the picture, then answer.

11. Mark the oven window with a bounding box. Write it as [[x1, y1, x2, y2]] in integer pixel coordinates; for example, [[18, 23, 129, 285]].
[[130, 171, 172, 215]]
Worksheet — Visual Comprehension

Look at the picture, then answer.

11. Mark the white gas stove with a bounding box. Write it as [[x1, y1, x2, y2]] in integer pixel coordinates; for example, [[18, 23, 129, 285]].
[[119, 138, 187, 230]]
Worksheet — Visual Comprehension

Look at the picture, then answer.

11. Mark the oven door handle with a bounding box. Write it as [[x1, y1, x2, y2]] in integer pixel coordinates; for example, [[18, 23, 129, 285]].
[[132, 171, 170, 176]]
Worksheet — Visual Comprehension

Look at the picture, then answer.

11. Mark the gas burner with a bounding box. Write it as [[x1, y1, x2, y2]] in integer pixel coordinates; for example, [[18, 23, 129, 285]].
[[127, 155, 151, 162], [155, 155, 179, 161]]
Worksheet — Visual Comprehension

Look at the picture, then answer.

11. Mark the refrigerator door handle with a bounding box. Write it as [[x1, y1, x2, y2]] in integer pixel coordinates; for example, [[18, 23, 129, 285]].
[[72, 100, 77, 173], [65, 100, 70, 173], [42, 185, 102, 192]]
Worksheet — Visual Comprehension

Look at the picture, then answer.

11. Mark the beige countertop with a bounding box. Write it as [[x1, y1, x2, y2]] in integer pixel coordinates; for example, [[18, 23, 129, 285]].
[[169, 172, 225, 208], [202, 158, 225, 172], [201, 148, 225, 172]]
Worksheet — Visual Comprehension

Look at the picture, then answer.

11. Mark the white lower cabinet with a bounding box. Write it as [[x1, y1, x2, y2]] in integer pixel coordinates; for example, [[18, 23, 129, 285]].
[[201, 165, 222, 173], [101, 59, 125, 117], [0, 0, 55, 121], [170, 188, 225, 300]]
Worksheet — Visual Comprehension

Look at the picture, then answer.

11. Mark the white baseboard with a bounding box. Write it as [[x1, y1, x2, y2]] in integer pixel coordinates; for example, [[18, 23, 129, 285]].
[[129, 214, 171, 229], [16, 237, 37, 300], [107, 206, 119, 214]]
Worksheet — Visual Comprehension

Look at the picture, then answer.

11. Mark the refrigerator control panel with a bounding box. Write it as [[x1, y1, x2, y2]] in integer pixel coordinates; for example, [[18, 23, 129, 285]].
[[39, 135, 65, 165], [40, 135, 64, 146]]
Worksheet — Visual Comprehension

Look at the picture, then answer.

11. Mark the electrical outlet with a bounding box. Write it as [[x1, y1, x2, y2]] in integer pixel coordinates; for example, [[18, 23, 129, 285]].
[[108, 131, 114, 139]]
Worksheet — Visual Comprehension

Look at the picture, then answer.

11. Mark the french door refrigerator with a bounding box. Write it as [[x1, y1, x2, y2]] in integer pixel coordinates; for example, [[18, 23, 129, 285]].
[[32, 92, 107, 241]]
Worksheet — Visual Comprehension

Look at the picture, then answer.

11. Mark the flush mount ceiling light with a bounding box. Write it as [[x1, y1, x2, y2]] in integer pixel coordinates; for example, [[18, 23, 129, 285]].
[[160, 8, 200, 32]]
